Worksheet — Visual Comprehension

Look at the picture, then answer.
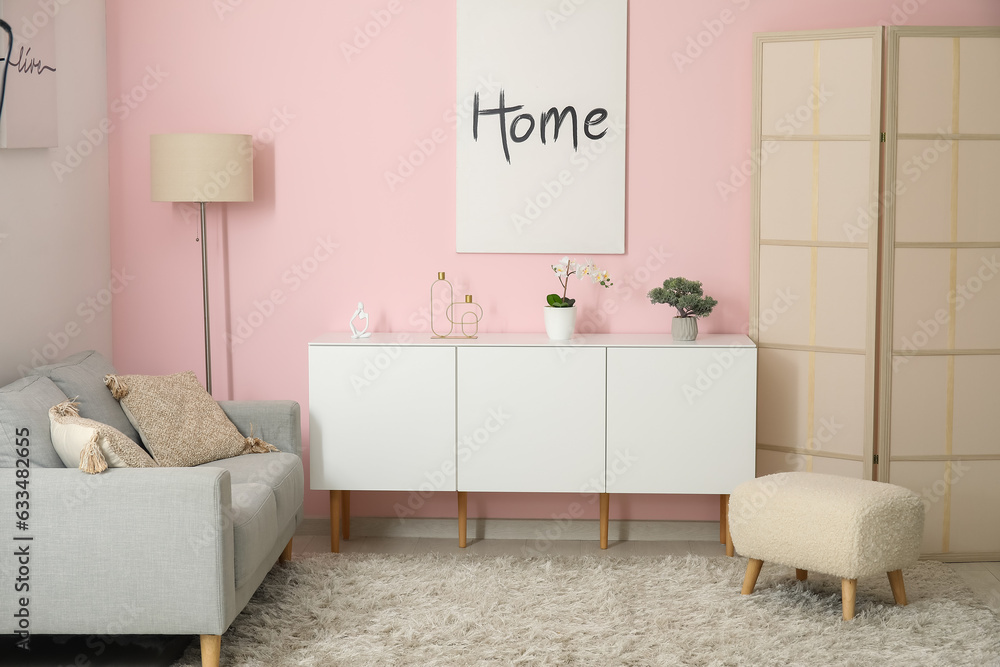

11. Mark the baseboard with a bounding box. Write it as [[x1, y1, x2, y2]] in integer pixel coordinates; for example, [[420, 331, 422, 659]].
[[297, 517, 720, 542], [920, 551, 1000, 563], [296, 519, 1000, 561]]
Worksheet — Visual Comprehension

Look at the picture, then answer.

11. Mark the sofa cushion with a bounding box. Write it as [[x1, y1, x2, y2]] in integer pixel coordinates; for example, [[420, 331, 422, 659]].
[[230, 482, 278, 588], [0, 375, 68, 468], [199, 452, 303, 530], [106, 371, 277, 467], [29, 350, 141, 445], [49, 400, 156, 473]]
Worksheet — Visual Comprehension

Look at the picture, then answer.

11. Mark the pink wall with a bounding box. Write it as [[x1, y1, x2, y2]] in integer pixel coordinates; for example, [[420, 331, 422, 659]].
[[105, 0, 1000, 522]]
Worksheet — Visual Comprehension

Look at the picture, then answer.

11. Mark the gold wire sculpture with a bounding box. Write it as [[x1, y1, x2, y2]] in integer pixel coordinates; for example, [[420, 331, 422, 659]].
[[430, 272, 483, 339]]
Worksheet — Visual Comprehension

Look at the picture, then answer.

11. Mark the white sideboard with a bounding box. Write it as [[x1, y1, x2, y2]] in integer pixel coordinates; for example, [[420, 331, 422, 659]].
[[309, 333, 757, 552], [457, 345, 607, 493]]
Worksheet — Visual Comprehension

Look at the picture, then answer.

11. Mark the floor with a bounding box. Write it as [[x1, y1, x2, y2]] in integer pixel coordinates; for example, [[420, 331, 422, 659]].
[[3, 533, 997, 666]]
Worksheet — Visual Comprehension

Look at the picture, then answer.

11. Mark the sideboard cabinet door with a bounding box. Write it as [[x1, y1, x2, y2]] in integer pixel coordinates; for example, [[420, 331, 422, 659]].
[[309, 345, 457, 491], [457, 346, 606, 493], [606, 347, 757, 494]]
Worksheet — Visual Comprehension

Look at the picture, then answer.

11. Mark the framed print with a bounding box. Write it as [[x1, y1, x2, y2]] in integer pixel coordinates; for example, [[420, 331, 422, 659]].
[[456, 0, 627, 254]]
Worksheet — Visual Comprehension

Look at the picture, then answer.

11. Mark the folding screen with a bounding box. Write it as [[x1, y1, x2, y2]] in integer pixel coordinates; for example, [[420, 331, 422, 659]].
[[880, 27, 1000, 560], [751, 29, 882, 480]]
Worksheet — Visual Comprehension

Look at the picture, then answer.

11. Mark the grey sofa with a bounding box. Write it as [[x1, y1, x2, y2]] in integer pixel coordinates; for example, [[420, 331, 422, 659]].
[[0, 350, 304, 667]]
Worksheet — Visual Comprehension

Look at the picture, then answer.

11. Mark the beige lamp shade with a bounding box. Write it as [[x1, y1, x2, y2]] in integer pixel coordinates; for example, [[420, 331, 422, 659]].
[[150, 133, 254, 203]]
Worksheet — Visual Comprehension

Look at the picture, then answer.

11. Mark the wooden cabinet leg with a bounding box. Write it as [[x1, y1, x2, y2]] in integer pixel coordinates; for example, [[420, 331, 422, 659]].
[[887, 570, 907, 605], [279, 538, 293, 562], [342, 490, 351, 541], [458, 491, 468, 548], [330, 490, 341, 553], [200, 634, 221, 667], [600, 493, 610, 549], [842, 578, 858, 620], [795, 568, 808, 581], [720, 494, 727, 544], [725, 498, 734, 557], [741, 558, 764, 594]]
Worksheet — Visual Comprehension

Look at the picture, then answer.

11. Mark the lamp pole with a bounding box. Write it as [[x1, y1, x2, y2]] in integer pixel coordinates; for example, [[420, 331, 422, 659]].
[[199, 201, 212, 395]]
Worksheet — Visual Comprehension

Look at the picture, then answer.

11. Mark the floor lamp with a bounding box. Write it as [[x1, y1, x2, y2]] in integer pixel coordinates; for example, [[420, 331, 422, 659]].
[[150, 133, 254, 395]]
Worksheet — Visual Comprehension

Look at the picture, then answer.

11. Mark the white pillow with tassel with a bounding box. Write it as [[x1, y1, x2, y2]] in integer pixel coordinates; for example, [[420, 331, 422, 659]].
[[49, 400, 157, 473]]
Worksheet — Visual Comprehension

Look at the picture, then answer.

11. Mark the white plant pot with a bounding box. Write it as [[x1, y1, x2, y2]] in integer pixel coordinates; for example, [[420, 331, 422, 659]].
[[544, 306, 577, 340], [672, 316, 698, 341]]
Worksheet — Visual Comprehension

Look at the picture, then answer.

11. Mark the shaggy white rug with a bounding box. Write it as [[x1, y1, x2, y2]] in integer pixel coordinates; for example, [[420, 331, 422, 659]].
[[175, 553, 1000, 666]]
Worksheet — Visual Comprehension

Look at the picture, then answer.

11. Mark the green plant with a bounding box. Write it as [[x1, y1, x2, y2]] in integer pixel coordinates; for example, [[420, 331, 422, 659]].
[[547, 257, 613, 308], [648, 277, 717, 318]]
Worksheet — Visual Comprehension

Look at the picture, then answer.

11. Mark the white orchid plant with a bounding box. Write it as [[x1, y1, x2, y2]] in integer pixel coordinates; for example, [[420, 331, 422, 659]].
[[547, 257, 613, 308]]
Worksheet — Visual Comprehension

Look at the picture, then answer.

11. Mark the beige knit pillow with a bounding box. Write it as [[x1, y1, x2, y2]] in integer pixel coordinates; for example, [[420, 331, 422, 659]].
[[104, 371, 277, 467], [49, 400, 157, 474]]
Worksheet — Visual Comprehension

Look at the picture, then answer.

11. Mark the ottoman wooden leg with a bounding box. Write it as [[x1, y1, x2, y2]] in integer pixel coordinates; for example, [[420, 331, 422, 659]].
[[842, 578, 857, 620], [888, 570, 907, 605], [795, 568, 808, 581], [742, 558, 764, 595]]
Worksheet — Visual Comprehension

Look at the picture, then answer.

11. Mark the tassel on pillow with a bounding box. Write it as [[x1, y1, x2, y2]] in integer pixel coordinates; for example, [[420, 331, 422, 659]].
[[52, 399, 108, 473], [104, 374, 129, 400], [245, 423, 279, 454], [79, 431, 109, 474], [53, 399, 82, 418]]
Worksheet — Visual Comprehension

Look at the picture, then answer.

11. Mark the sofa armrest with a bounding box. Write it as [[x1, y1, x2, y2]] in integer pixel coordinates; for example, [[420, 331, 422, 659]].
[[219, 400, 301, 458], [0, 467, 236, 636]]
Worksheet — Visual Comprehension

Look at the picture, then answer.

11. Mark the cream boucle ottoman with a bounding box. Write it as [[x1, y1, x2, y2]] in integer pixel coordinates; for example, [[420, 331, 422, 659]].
[[728, 472, 925, 620]]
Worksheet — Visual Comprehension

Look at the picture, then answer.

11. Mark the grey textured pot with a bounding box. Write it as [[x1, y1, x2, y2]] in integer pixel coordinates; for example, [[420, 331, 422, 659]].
[[671, 317, 698, 341]]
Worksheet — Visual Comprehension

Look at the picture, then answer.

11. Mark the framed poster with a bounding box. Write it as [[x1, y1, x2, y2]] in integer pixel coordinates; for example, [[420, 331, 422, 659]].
[[0, 0, 58, 148], [456, 0, 627, 254]]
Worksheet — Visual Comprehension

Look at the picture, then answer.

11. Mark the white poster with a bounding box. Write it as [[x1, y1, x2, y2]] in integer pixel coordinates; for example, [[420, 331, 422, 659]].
[[456, 0, 627, 254], [0, 0, 58, 148]]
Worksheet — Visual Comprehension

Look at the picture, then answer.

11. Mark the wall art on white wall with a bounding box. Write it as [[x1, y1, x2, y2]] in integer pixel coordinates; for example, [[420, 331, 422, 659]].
[[0, 0, 58, 148], [456, 0, 627, 254]]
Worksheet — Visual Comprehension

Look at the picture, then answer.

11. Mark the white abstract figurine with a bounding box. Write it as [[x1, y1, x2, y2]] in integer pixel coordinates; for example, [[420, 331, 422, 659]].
[[349, 302, 372, 339]]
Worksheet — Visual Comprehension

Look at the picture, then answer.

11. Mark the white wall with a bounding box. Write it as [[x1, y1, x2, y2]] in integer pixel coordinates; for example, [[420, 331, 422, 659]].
[[0, 1, 111, 385]]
